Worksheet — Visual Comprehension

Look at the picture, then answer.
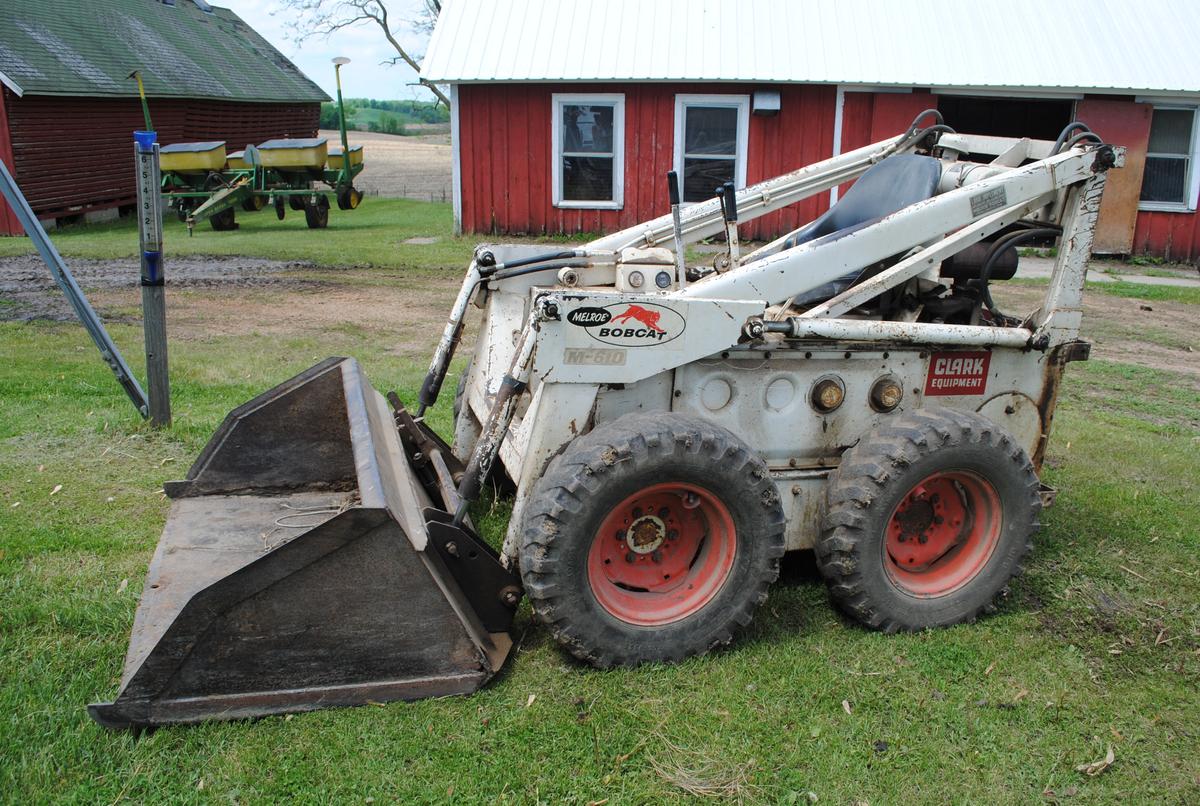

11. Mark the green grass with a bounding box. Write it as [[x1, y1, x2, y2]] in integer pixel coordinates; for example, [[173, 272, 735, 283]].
[[1090, 281, 1200, 305], [2, 213, 1199, 802], [0, 198, 475, 270], [1009, 277, 1200, 305]]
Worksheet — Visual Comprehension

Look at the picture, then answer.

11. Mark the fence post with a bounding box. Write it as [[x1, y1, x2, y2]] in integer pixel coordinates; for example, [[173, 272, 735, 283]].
[[134, 130, 171, 427]]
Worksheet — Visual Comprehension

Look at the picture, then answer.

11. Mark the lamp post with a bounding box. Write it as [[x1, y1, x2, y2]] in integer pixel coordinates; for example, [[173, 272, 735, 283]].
[[332, 57, 352, 186]]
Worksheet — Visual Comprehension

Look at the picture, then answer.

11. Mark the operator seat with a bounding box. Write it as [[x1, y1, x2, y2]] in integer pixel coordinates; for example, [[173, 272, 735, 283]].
[[780, 154, 942, 308]]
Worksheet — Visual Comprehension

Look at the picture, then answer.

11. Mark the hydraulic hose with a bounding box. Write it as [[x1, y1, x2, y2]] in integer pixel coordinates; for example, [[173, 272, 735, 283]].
[[976, 227, 1062, 315], [477, 249, 583, 276], [1051, 122, 1098, 155], [488, 260, 590, 282], [1057, 131, 1105, 153]]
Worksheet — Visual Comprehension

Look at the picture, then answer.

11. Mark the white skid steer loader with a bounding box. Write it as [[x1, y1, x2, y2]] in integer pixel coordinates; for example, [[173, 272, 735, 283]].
[[92, 114, 1120, 728]]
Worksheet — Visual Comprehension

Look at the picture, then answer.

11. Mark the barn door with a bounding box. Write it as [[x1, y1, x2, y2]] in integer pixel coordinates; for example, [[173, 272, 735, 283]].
[[1076, 99, 1153, 255]]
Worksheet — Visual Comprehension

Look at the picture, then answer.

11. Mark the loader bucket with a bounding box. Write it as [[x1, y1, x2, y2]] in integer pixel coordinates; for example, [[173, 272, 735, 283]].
[[89, 357, 520, 729]]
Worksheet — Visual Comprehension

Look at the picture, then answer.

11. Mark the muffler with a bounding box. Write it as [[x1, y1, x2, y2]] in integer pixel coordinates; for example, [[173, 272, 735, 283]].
[[89, 357, 520, 729]]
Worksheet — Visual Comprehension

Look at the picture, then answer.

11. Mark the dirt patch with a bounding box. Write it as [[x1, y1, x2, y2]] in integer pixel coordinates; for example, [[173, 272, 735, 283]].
[[0, 255, 321, 323], [0, 254, 465, 358], [161, 276, 464, 357], [992, 283, 1200, 381]]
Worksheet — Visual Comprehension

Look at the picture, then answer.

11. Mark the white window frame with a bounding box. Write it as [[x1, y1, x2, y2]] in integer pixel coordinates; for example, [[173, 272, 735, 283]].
[[673, 94, 751, 203], [1138, 104, 1200, 213], [551, 93, 624, 210]]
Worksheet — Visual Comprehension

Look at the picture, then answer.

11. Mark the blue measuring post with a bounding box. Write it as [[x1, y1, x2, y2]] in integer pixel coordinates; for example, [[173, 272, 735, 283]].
[[134, 130, 163, 286], [133, 129, 171, 426]]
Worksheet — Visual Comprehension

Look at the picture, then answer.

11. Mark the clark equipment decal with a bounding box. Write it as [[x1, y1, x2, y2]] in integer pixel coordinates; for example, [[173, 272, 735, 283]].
[[568, 302, 685, 347], [924, 351, 991, 396]]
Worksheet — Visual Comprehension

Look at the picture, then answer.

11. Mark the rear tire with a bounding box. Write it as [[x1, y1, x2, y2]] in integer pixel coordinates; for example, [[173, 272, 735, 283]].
[[304, 196, 329, 229], [816, 407, 1040, 632], [274, 195, 286, 220], [519, 412, 786, 668]]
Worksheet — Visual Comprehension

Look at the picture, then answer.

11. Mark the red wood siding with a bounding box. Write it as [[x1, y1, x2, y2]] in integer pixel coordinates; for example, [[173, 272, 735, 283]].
[[837, 90, 937, 196], [0, 88, 20, 235], [1, 95, 318, 235], [1133, 212, 1200, 262], [456, 83, 837, 240], [839, 90, 937, 153]]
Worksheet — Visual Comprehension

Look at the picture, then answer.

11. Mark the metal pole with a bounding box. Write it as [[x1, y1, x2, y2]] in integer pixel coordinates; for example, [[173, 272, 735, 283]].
[[0, 160, 149, 418], [134, 130, 171, 427], [333, 58, 352, 187]]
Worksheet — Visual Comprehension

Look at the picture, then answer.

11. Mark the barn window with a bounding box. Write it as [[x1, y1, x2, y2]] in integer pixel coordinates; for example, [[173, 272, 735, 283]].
[[673, 95, 750, 202], [1139, 106, 1198, 211], [552, 94, 625, 209]]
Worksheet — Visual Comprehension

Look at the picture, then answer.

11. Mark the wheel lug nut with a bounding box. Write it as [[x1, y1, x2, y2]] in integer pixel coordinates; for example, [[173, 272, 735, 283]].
[[918, 535, 928, 544], [616, 529, 626, 542], [652, 550, 662, 563], [625, 552, 636, 563], [667, 529, 678, 540], [632, 507, 642, 519], [658, 507, 670, 520], [933, 516, 943, 525]]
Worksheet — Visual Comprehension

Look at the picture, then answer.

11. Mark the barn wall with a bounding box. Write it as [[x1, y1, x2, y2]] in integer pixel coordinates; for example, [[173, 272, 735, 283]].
[[0, 88, 22, 236], [1133, 212, 1200, 262], [456, 82, 837, 240], [1, 95, 318, 233]]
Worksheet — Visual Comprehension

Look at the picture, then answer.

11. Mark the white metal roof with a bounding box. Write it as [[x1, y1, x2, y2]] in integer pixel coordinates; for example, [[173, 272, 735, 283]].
[[422, 0, 1200, 96]]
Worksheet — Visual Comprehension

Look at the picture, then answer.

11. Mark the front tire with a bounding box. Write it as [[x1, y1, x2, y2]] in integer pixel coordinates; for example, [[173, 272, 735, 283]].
[[816, 407, 1041, 631], [519, 412, 786, 668]]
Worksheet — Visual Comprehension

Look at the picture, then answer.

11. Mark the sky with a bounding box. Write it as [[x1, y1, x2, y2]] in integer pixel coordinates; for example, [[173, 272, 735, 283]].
[[215, 0, 436, 101]]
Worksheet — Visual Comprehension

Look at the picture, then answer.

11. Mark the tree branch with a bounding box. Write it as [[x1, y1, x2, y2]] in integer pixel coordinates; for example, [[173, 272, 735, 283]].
[[276, 0, 449, 106]]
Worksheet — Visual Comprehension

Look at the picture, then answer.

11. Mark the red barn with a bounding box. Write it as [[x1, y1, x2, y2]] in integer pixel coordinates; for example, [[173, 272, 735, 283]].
[[423, 0, 1200, 261], [0, 0, 328, 236]]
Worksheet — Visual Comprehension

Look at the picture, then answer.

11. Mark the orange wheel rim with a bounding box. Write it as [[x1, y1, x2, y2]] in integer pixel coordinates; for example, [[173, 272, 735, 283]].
[[586, 482, 737, 626]]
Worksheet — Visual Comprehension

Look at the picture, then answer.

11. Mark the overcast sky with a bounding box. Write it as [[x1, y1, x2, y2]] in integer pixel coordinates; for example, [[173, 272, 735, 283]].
[[216, 0, 435, 101]]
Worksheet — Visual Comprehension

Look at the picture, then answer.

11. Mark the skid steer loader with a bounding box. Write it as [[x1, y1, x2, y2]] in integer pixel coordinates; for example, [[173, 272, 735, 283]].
[[91, 114, 1120, 728]]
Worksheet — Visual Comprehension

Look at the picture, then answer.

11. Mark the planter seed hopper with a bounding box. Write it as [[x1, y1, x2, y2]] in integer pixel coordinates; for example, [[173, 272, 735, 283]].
[[159, 61, 364, 233]]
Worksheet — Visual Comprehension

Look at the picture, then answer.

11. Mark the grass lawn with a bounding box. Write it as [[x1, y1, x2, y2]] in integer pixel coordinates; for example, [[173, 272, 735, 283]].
[[1, 207, 1198, 803], [0, 198, 477, 270]]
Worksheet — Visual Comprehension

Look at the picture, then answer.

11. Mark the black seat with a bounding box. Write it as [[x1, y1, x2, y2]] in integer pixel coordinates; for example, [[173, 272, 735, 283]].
[[780, 154, 942, 307]]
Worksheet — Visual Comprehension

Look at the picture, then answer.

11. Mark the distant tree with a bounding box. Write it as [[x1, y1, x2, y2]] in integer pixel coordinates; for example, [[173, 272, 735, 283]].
[[275, 0, 447, 106], [319, 100, 358, 129]]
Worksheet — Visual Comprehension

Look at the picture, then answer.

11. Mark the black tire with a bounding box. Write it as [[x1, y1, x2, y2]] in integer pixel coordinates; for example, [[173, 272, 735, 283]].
[[288, 195, 307, 211], [336, 186, 363, 210], [209, 207, 237, 231], [274, 195, 286, 220], [303, 196, 329, 229], [241, 194, 266, 212], [519, 412, 786, 668], [816, 407, 1040, 632]]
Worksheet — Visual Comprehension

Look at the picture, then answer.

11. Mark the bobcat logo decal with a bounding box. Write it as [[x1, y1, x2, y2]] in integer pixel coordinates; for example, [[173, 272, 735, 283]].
[[574, 301, 684, 346]]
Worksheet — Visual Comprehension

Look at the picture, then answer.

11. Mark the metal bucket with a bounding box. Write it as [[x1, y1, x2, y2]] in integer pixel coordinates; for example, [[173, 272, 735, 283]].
[[89, 358, 519, 729]]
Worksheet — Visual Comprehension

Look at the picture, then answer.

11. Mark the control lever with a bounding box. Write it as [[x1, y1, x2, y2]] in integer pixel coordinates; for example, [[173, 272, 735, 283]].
[[667, 171, 687, 288], [715, 181, 740, 270]]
